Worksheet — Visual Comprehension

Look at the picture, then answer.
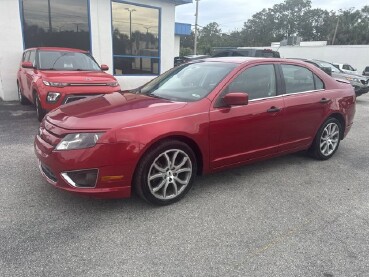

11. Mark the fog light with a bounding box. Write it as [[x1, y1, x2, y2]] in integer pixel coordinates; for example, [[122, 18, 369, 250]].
[[61, 169, 98, 188], [47, 92, 61, 103]]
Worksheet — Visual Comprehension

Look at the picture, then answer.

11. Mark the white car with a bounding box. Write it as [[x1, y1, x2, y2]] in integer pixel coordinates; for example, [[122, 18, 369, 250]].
[[333, 63, 360, 75]]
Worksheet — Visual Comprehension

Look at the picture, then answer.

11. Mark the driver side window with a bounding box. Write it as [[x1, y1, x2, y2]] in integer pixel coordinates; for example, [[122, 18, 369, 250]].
[[225, 64, 277, 100]]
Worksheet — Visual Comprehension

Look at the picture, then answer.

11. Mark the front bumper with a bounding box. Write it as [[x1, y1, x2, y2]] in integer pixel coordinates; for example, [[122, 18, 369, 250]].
[[34, 134, 133, 198]]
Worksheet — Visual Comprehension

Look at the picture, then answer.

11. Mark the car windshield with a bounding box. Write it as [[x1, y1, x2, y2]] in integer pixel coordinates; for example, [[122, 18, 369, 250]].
[[38, 51, 101, 71], [138, 61, 237, 102], [315, 61, 341, 73]]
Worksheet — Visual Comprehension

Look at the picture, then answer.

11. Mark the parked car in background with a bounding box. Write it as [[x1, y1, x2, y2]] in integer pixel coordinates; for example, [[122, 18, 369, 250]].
[[35, 57, 355, 205], [333, 63, 360, 75], [363, 66, 369, 76], [17, 47, 121, 121], [212, 47, 280, 58], [290, 58, 333, 76], [294, 59, 369, 97], [174, 55, 209, 67]]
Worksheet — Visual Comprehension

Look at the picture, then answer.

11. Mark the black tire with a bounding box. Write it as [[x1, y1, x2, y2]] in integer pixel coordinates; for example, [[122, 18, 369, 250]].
[[134, 140, 197, 205], [35, 94, 46, 122], [310, 117, 342, 160], [17, 83, 29, 105]]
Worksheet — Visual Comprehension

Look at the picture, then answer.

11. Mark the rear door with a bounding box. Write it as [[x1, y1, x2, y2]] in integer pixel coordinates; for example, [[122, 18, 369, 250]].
[[279, 63, 330, 152], [24, 50, 37, 99], [209, 63, 285, 169], [19, 51, 30, 96]]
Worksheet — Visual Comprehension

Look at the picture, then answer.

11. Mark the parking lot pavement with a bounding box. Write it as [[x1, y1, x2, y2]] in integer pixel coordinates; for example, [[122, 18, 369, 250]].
[[1, 96, 369, 277]]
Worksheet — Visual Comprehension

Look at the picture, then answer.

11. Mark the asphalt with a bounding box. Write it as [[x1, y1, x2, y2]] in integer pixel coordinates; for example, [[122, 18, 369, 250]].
[[1, 95, 369, 277]]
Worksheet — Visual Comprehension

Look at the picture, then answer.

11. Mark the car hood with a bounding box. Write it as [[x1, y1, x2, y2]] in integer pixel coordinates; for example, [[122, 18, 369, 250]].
[[40, 71, 116, 83], [333, 71, 367, 80], [46, 92, 187, 130]]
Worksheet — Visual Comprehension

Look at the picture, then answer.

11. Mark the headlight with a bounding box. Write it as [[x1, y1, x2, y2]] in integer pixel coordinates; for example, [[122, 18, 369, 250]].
[[43, 80, 69, 88], [47, 92, 61, 103], [107, 81, 119, 87], [345, 77, 359, 83], [56, 133, 104, 150]]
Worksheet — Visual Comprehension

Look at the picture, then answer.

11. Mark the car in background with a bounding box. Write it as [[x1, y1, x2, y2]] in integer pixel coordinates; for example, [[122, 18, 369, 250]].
[[333, 63, 360, 75], [17, 47, 121, 121], [363, 66, 369, 76], [174, 55, 209, 67], [35, 57, 355, 205], [212, 47, 280, 58], [293, 59, 369, 97]]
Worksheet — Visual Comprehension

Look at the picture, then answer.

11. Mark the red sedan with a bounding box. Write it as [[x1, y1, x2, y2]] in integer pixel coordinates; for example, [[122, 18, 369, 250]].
[[34, 57, 356, 205], [17, 47, 121, 121]]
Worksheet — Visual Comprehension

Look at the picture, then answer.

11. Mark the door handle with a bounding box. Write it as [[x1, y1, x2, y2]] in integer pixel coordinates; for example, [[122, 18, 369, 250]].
[[267, 106, 281, 113], [319, 98, 331, 104]]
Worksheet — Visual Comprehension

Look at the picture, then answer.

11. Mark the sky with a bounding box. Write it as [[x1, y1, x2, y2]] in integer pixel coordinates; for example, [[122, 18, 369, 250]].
[[175, 0, 368, 32]]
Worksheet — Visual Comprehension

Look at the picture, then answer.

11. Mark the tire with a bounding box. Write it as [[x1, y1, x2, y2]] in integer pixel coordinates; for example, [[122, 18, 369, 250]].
[[310, 117, 342, 160], [35, 94, 46, 122], [17, 83, 28, 105], [134, 140, 197, 205]]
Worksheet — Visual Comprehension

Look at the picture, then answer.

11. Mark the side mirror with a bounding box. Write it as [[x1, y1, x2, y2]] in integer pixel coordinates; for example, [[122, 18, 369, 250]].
[[100, 64, 109, 71], [321, 66, 332, 76], [223, 92, 249, 106], [353, 68, 357, 71], [22, 61, 34, 69]]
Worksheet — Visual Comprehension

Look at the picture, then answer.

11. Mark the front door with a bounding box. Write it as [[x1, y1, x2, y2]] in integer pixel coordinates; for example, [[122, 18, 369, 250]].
[[209, 64, 284, 169]]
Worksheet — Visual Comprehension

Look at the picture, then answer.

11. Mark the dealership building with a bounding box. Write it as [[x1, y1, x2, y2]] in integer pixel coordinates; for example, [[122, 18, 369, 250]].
[[0, 0, 192, 101]]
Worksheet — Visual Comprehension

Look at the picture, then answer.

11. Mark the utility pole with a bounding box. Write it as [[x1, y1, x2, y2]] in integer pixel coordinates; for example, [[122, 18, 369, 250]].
[[194, 0, 199, 55], [332, 17, 340, 45], [125, 8, 136, 54], [47, 0, 52, 32]]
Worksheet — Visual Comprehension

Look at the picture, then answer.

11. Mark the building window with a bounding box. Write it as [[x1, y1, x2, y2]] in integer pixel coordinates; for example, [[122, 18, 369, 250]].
[[20, 0, 90, 51], [111, 1, 160, 75]]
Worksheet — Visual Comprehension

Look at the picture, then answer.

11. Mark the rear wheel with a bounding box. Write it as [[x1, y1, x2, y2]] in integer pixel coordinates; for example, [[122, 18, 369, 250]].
[[17, 83, 28, 105], [35, 94, 46, 122], [134, 140, 197, 205], [310, 117, 342, 160]]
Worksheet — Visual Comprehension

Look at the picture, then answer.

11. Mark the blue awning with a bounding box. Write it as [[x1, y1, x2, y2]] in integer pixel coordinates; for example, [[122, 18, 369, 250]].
[[175, 22, 192, 36]]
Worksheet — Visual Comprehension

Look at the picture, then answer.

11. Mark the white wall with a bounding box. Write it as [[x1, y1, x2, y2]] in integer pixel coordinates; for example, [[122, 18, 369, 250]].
[[0, 0, 178, 101], [174, 35, 181, 57], [0, 0, 24, 101], [274, 45, 369, 74]]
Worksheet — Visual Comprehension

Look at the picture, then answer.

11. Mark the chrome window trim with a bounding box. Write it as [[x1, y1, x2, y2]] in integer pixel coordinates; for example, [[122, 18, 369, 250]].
[[248, 89, 325, 103], [61, 168, 99, 189]]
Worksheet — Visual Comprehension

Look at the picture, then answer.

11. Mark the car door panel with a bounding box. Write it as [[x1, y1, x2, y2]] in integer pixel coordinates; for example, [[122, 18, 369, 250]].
[[209, 98, 284, 169]]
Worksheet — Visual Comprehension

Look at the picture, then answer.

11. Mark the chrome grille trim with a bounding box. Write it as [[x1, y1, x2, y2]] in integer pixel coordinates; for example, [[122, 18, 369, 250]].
[[63, 94, 103, 104], [68, 83, 107, 86]]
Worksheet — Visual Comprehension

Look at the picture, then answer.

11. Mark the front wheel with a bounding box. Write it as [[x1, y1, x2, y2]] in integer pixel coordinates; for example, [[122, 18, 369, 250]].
[[310, 117, 342, 160], [134, 140, 197, 205], [35, 94, 46, 122]]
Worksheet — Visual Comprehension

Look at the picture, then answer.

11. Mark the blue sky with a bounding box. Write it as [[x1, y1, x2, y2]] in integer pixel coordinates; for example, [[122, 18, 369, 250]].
[[175, 0, 368, 32]]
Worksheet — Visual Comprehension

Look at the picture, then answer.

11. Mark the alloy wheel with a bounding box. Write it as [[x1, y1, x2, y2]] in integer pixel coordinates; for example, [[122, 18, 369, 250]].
[[320, 122, 340, 156], [147, 149, 193, 200]]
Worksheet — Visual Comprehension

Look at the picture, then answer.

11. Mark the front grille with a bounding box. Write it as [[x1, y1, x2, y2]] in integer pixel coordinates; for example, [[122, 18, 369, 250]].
[[63, 94, 103, 104], [69, 83, 107, 87], [40, 163, 58, 183]]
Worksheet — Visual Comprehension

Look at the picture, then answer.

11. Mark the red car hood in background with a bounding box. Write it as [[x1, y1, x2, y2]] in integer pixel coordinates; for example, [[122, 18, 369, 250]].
[[46, 92, 187, 130], [40, 70, 117, 83]]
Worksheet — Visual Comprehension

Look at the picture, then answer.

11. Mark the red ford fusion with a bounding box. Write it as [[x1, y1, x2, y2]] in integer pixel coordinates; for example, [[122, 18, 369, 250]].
[[17, 47, 121, 121], [34, 57, 356, 205]]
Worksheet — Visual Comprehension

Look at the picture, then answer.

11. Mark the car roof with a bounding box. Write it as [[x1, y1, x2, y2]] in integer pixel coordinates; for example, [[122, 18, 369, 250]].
[[199, 57, 298, 65], [24, 47, 88, 53]]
